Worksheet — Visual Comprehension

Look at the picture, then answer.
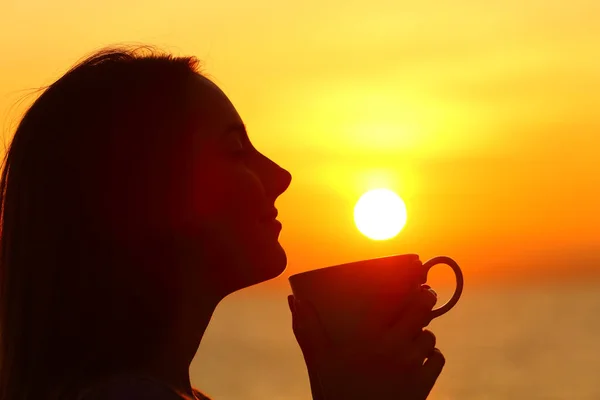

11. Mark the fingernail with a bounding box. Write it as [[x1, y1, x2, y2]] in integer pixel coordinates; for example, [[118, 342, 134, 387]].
[[428, 288, 438, 297], [422, 284, 431, 290]]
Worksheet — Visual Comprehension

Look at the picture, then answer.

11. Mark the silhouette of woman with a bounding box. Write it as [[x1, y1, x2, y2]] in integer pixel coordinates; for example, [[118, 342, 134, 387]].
[[0, 46, 444, 400]]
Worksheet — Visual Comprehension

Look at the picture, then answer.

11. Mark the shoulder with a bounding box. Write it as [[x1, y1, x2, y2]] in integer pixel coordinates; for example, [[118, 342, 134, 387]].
[[77, 376, 210, 400], [193, 389, 212, 400]]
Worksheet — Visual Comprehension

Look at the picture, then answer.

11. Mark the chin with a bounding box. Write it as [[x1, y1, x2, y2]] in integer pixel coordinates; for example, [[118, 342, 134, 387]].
[[220, 241, 287, 296], [250, 241, 288, 285], [266, 242, 288, 278]]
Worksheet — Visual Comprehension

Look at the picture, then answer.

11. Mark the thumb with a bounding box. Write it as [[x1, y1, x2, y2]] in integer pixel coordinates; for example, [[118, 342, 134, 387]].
[[288, 295, 331, 364]]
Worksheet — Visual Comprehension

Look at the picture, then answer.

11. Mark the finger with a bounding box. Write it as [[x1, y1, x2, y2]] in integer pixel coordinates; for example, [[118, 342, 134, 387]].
[[402, 329, 437, 368], [307, 367, 326, 400], [387, 287, 437, 342], [287, 294, 296, 315], [421, 285, 438, 327], [289, 296, 331, 363], [417, 348, 446, 398], [419, 285, 438, 315]]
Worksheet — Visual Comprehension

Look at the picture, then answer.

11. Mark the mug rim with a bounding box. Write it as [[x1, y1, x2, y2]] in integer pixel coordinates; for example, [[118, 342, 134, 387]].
[[288, 253, 420, 285]]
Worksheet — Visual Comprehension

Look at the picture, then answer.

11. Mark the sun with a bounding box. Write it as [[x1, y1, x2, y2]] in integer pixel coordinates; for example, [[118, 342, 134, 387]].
[[354, 188, 408, 240]]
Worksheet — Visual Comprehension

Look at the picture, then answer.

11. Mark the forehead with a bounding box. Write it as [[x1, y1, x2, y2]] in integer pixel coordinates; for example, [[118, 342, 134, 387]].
[[183, 74, 246, 157], [189, 75, 243, 127]]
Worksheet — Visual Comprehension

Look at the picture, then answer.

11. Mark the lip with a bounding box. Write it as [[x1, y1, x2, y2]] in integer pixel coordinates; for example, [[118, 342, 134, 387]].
[[263, 218, 282, 233], [260, 208, 279, 222]]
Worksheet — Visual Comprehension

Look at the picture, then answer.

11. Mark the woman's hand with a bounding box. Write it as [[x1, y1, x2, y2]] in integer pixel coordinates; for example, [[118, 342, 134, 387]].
[[288, 287, 445, 400]]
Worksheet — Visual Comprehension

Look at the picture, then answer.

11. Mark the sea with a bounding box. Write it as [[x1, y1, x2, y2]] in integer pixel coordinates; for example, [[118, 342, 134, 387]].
[[190, 281, 600, 400]]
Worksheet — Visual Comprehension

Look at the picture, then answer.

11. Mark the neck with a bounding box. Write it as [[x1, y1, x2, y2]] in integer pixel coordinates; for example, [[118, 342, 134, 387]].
[[128, 291, 221, 398]]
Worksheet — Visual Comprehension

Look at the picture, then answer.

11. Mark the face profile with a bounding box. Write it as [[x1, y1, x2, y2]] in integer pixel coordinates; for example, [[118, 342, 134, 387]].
[[178, 75, 292, 295]]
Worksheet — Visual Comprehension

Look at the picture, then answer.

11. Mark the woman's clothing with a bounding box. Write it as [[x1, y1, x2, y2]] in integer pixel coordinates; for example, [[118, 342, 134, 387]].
[[77, 375, 212, 400]]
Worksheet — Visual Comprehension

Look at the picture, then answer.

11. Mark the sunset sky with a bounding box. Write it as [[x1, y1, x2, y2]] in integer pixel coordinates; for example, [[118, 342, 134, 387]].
[[1, 0, 598, 285]]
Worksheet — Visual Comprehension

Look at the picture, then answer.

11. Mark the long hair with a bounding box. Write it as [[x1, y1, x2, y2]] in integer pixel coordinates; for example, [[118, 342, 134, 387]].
[[0, 46, 204, 400]]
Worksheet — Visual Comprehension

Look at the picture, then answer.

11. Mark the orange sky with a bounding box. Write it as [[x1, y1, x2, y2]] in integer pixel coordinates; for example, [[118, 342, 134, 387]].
[[1, 0, 599, 285]]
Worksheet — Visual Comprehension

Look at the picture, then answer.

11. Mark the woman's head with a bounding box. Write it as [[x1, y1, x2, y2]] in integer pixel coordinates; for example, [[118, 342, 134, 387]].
[[0, 46, 291, 399]]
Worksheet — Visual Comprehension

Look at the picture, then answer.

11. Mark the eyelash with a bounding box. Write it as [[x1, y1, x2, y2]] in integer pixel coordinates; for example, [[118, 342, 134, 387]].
[[228, 135, 252, 160]]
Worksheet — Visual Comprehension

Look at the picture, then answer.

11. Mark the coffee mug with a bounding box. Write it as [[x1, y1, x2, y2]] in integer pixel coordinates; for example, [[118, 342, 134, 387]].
[[288, 254, 463, 345]]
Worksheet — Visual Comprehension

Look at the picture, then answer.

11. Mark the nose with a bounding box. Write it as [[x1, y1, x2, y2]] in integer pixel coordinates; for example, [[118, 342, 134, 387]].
[[260, 155, 292, 199], [272, 164, 292, 198]]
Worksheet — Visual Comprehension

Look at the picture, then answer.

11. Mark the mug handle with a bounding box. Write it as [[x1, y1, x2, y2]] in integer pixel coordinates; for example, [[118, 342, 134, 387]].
[[422, 256, 464, 319]]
